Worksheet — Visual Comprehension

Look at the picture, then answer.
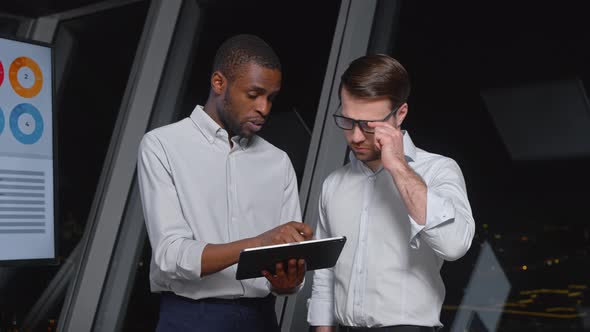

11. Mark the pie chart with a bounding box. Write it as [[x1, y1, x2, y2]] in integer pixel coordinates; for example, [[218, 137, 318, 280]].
[[9, 57, 43, 98], [10, 103, 44, 145], [0, 60, 4, 88], [0, 107, 4, 135]]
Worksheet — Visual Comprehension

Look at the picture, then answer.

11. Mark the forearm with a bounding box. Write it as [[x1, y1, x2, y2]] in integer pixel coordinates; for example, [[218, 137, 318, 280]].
[[202, 221, 312, 277], [201, 237, 261, 277], [387, 162, 427, 225]]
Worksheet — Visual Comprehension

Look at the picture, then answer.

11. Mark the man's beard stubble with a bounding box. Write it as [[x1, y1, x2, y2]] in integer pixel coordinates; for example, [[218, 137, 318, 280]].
[[219, 94, 245, 138], [352, 148, 381, 163]]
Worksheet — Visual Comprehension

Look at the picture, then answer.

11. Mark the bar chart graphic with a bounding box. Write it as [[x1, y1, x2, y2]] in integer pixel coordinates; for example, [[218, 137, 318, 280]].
[[0, 169, 46, 234]]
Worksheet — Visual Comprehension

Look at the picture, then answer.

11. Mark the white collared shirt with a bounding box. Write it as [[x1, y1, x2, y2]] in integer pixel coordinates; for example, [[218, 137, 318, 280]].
[[137, 105, 301, 299], [307, 132, 475, 327]]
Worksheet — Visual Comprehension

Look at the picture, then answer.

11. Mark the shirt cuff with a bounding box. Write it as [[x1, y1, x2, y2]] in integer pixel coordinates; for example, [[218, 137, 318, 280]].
[[307, 298, 336, 326], [176, 240, 208, 280], [408, 190, 456, 249]]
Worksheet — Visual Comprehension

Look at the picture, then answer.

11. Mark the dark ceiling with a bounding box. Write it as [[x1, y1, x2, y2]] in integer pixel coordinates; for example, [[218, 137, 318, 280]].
[[0, 0, 261, 18], [0, 0, 110, 17]]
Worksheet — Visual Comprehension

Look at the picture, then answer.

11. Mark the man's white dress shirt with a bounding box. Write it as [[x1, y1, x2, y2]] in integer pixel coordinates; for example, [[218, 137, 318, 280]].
[[137, 105, 301, 300], [308, 132, 475, 327]]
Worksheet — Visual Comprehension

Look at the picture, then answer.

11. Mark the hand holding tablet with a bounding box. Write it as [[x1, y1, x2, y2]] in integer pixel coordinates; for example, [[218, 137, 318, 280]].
[[262, 258, 307, 294], [236, 236, 347, 281]]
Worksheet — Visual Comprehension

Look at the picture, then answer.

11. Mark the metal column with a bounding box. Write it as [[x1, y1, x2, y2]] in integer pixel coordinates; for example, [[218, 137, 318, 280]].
[[282, 1, 379, 331]]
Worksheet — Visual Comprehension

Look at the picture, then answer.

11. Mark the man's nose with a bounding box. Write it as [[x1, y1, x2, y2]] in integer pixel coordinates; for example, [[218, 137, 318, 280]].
[[256, 98, 271, 117], [350, 124, 366, 143]]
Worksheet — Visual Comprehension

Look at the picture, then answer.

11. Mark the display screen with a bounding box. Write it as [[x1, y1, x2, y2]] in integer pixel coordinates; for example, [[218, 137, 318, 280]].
[[0, 35, 56, 263]]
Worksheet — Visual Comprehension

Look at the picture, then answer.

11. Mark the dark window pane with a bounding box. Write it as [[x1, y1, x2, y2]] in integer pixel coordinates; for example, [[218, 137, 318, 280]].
[[395, 2, 590, 331], [0, 2, 149, 331], [0, 18, 19, 36]]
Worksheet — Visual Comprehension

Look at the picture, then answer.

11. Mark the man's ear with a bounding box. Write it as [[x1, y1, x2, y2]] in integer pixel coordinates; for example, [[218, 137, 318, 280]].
[[396, 103, 409, 128], [211, 71, 226, 95]]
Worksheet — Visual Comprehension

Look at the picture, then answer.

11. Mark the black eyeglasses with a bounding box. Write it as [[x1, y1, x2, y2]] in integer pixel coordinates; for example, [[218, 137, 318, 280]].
[[332, 106, 399, 133]]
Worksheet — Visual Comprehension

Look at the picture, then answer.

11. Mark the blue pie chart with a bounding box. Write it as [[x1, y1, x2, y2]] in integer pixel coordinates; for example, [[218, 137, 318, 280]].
[[0, 107, 4, 136], [10, 103, 44, 145]]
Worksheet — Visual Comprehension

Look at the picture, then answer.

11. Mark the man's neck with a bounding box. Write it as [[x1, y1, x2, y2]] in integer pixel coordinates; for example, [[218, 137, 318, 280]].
[[203, 100, 234, 147], [365, 159, 382, 173], [203, 100, 223, 128]]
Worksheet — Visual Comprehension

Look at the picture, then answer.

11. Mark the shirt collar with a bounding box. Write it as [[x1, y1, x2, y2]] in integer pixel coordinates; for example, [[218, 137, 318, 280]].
[[189, 105, 249, 150], [403, 130, 417, 162], [350, 130, 418, 175]]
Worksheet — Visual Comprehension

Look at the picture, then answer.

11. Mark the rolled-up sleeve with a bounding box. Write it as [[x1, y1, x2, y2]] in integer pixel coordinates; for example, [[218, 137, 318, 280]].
[[408, 158, 475, 261], [307, 180, 336, 326], [137, 133, 207, 280]]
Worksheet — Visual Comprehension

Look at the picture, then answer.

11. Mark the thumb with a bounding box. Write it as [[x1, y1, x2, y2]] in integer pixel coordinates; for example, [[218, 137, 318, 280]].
[[292, 222, 313, 238]]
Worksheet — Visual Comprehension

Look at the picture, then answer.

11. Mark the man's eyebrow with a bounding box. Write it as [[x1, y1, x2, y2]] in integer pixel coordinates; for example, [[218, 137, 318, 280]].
[[248, 86, 268, 93]]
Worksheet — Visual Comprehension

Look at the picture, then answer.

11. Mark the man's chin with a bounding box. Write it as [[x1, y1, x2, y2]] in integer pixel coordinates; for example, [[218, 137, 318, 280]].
[[238, 128, 255, 138], [240, 125, 266, 138], [352, 150, 379, 162]]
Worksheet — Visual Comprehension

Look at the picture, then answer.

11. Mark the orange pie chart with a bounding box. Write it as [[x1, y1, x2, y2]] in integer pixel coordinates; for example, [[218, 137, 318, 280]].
[[9, 57, 43, 98]]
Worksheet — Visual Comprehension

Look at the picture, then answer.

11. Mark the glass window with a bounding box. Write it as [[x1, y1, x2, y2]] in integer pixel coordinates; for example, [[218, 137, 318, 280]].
[[394, 2, 590, 331], [0, 2, 149, 331], [121, 0, 341, 330], [0, 18, 19, 36]]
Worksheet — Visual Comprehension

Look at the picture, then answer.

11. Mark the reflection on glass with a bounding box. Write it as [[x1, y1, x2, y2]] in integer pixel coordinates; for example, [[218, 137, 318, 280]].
[[450, 242, 510, 332], [395, 2, 590, 331]]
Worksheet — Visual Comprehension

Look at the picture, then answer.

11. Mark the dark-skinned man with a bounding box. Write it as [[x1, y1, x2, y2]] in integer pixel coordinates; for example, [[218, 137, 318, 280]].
[[138, 34, 312, 332]]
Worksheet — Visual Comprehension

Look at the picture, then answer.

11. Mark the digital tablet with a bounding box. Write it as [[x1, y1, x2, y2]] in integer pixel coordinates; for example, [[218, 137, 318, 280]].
[[235, 236, 346, 280]]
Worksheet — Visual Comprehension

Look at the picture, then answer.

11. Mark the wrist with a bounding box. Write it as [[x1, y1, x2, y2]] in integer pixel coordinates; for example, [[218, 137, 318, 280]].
[[271, 287, 296, 296], [267, 280, 303, 296], [385, 157, 408, 175], [249, 235, 263, 248]]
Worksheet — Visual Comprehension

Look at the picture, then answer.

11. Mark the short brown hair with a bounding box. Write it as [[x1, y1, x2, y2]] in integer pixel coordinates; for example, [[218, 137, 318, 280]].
[[339, 54, 410, 109]]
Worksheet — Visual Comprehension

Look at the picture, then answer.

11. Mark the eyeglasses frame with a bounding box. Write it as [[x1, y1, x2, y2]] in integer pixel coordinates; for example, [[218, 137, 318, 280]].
[[332, 105, 400, 133]]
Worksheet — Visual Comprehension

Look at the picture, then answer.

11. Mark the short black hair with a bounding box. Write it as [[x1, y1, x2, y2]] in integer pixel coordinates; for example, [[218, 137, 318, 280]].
[[212, 34, 281, 81]]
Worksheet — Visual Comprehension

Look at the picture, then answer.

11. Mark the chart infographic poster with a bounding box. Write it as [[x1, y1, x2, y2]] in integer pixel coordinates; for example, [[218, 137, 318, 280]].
[[0, 36, 56, 263]]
